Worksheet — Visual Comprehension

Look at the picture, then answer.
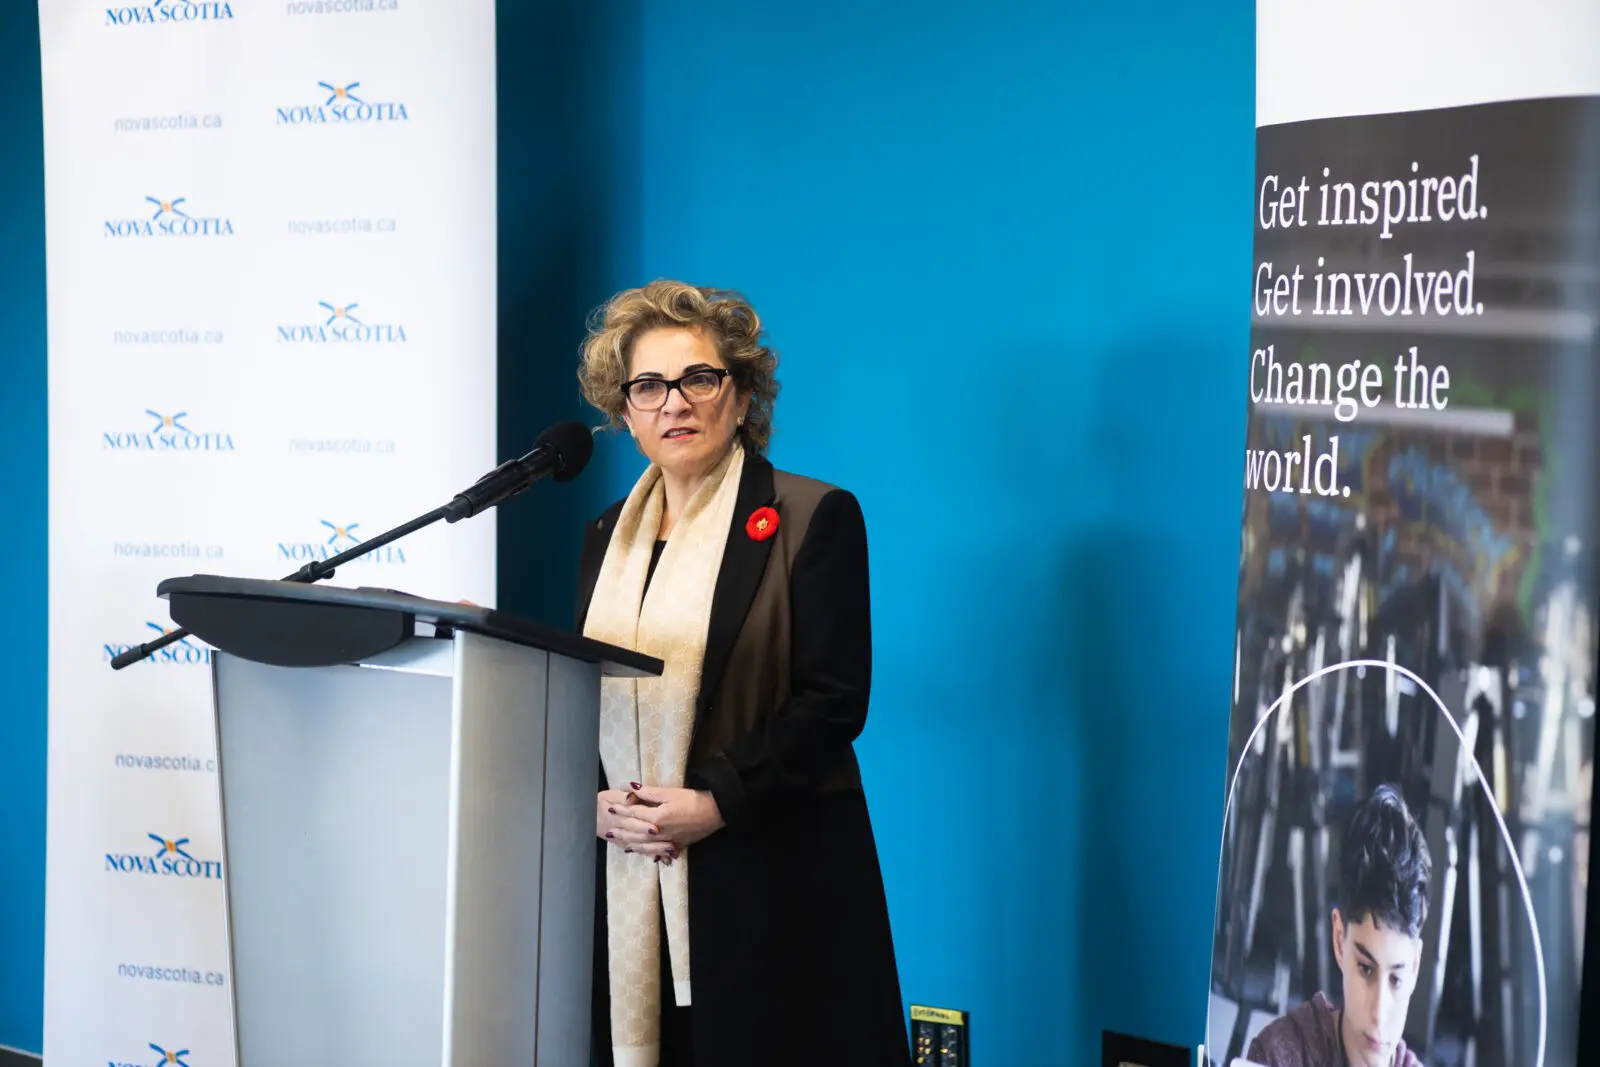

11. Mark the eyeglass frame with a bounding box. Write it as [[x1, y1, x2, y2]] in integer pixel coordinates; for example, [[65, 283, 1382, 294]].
[[619, 367, 732, 410]]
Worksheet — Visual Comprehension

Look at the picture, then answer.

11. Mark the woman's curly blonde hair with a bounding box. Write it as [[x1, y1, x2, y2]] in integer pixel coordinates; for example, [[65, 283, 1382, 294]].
[[578, 280, 780, 454]]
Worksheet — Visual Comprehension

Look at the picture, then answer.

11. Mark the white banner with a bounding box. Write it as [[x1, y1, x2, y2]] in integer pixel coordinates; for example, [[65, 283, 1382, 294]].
[[1207, 3, 1600, 1066], [39, 2, 498, 1064]]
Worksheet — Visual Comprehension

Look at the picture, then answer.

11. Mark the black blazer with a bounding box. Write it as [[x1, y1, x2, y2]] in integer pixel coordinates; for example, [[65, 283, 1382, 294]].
[[575, 446, 910, 1067]]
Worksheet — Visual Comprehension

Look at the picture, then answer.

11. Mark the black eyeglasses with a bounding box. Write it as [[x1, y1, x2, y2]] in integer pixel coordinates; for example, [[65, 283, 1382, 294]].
[[620, 368, 730, 411]]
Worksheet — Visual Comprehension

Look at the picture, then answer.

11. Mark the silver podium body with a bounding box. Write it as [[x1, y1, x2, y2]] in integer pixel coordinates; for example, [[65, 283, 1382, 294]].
[[159, 576, 661, 1067]]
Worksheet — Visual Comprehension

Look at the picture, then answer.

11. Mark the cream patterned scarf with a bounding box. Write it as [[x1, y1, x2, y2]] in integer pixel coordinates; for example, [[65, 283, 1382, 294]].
[[581, 442, 745, 1067]]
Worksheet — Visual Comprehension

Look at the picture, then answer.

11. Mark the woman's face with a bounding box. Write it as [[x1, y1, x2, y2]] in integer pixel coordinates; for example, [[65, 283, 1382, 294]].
[[622, 326, 748, 481]]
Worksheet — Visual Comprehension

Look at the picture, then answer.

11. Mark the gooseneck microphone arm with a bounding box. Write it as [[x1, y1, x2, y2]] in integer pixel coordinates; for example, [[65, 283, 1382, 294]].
[[108, 504, 454, 669], [107, 419, 596, 671]]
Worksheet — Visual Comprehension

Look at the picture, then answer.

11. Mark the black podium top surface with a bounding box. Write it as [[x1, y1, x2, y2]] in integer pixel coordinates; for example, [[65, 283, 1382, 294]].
[[156, 574, 663, 676]]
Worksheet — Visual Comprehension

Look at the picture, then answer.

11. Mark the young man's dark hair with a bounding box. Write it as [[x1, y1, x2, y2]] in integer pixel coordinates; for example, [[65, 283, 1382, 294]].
[[1247, 784, 1433, 1067], [1337, 783, 1433, 938]]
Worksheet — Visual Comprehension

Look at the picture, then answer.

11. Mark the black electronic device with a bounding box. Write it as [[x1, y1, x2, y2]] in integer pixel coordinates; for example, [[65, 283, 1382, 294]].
[[911, 1004, 969, 1066], [1101, 1030, 1189, 1067]]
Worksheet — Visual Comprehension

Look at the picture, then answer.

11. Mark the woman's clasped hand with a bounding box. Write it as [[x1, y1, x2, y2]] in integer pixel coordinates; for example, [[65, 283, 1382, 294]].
[[596, 784, 725, 865]]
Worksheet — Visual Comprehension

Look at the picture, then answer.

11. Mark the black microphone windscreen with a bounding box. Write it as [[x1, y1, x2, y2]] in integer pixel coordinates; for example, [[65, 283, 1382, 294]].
[[536, 420, 594, 483]]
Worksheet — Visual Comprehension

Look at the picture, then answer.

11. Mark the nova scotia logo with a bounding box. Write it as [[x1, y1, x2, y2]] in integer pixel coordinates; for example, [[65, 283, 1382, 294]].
[[150, 197, 187, 219], [276, 80, 410, 125], [323, 520, 362, 549], [324, 302, 362, 325], [106, 0, 234, 26], [149, 1044, 193, 1067], [277, 520, 407, 565], [102, 409, 235, 452], [108, 1042, 193, 1067], [277, 300, 408, 344], [104, 833, 223, 880], [105, 195, 234, 238], [103, 622, 213, 666]]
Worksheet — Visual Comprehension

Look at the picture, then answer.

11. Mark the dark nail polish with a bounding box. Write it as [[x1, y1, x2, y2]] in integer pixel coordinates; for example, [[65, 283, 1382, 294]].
[[648, 828, 657, 835], [626, 847, 633, 854], [608, 807, 617, 814], [605, 831, 614, 839], [630, 781, 642, 790]]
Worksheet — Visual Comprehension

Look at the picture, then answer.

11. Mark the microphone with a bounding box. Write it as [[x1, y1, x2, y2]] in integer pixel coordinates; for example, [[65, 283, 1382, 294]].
[[108, 419, 596, 670], [443, 420, 594, 521]]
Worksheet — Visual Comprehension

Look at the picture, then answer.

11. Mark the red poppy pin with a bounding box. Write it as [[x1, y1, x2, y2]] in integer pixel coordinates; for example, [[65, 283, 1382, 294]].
[[745, 506, 779, 542]]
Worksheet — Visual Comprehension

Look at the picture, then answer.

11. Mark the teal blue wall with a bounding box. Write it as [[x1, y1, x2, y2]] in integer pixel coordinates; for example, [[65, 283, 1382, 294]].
[[591, 5, 1253, 1062], [0, 3, 1251, 1059], [0, 0, 47, 1054], [493, 2, 641, 624]]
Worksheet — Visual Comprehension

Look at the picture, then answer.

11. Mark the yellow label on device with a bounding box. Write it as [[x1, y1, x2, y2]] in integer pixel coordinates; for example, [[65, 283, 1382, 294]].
[[910, 1005, 965, 1026]]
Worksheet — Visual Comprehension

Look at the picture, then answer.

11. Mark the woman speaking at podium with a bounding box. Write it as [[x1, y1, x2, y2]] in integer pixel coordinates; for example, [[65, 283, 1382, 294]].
[[574, 281, 909, 1067]]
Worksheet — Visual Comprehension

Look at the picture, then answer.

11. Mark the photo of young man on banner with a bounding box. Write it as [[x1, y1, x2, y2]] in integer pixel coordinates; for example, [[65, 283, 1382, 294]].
[[1246, 784, 1433, 1067]]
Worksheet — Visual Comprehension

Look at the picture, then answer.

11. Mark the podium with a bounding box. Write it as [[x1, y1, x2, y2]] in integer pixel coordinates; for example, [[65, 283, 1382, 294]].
[[158, 575, 662, 1067]]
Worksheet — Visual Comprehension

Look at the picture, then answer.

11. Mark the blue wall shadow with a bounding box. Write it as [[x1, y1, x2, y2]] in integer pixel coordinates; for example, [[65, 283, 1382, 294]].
[[0, 0, 47, 1052], [586, 4, 1253, 1061]]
